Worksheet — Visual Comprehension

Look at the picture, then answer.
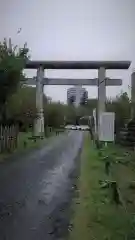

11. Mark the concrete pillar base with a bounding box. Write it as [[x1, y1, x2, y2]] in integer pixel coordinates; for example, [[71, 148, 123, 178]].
[[34, 111, 44, 137]]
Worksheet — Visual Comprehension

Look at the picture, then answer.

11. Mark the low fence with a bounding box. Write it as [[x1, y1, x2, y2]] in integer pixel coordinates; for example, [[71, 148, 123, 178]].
[[0, 125, 18, 153]]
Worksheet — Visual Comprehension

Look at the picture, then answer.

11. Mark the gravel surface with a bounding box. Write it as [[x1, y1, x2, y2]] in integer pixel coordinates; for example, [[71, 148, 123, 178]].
[[0, 131, 83, 240]]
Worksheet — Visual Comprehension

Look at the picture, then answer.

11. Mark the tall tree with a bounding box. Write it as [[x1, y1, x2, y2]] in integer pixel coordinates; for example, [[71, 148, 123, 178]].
[[0, 38, 29, 121]]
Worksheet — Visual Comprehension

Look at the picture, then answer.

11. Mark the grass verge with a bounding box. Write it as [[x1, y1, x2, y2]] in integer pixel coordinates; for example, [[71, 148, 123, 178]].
[[70, 135, 135, 240], [0, 129, 63, 162], [17, 132, 46, 151]]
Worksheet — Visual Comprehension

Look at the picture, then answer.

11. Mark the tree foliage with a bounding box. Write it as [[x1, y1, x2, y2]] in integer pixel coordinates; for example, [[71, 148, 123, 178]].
[[0, 38, 29, 120], [5, 89, 131, 132], [45, 102, 66, 128], [107, 92, 131, 132], [6, 86, 47, 130]]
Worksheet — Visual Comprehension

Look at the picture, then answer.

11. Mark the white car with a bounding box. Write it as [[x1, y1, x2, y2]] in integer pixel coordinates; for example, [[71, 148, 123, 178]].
[[65, 125, 89, 131], [65, 125, 77, 130], [77, 125, 90, 130]]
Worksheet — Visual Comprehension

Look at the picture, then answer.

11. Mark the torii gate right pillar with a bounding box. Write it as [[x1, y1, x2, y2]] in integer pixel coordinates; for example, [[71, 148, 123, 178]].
[[131, 72, 135, 118], [98, 67, 106, 112], [97, 67, 106, 137]]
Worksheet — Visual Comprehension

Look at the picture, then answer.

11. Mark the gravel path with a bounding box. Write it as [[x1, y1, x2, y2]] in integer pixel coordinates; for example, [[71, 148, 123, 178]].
[[0, 131, 83, 240]]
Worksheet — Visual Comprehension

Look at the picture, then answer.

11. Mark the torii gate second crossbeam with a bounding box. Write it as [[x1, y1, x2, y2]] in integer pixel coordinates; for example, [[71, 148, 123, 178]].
[[27, 77, 122, 86]]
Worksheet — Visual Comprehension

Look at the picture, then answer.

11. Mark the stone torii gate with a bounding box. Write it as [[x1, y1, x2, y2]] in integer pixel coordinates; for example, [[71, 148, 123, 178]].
[[27, 76, 122, 134], [25, 61, 131, 136]]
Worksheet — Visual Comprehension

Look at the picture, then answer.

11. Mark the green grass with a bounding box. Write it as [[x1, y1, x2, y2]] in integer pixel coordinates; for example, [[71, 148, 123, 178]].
[[70, 135, 135, 240], [0, 128, 61, 161], [0, 132, 45, 162], [17, 132, 45, 151]]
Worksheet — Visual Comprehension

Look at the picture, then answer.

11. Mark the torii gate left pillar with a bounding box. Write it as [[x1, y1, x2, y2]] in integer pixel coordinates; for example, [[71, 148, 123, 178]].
[[34, 66, 44, 137]]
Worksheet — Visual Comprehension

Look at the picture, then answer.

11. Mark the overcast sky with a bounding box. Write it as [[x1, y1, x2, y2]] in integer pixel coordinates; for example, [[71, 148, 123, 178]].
[[0, 0, 135, 102]]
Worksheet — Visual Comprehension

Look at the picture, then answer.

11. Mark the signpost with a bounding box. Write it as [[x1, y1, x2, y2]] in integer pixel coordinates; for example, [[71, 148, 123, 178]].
[[99, 112, 115, 143]]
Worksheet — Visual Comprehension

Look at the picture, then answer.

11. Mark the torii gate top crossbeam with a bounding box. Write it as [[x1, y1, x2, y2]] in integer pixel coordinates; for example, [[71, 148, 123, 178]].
[[25, 60, 131, 70]]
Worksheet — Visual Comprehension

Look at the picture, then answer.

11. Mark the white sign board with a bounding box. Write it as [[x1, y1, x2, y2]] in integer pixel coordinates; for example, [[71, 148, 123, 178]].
[[99, 112, 115, 142]]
